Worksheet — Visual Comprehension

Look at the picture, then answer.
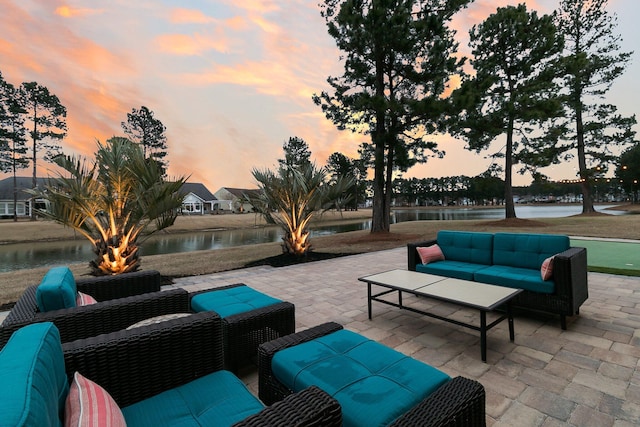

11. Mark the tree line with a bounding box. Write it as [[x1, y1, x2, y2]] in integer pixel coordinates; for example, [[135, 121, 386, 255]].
[[0, 70, 169, 220]]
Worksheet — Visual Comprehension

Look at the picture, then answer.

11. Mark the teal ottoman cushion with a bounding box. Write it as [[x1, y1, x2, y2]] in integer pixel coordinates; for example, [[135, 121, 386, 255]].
[[0, 322, 69, 427], [121, 370, 264, 427], [272, 330, 450, 427], [437, 230, 494, 265], [493, 233, 569, 270], [191, 285, 281, 318], [36, 266, 77, 312]]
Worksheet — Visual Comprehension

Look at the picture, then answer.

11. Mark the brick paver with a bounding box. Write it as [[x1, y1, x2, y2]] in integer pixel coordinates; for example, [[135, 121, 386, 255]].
[[168, 247, 640, 425]]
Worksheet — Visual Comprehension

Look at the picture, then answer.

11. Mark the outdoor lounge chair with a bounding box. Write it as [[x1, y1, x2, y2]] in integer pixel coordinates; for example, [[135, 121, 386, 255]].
[[1, 313, 342, 426], [0, 267, 168, 345]]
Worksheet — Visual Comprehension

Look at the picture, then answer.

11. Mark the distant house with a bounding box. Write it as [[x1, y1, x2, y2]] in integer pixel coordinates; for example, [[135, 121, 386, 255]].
[[213, 187, 261, 213], [0, 177, 50, 219], [179, 182, 218, 215]]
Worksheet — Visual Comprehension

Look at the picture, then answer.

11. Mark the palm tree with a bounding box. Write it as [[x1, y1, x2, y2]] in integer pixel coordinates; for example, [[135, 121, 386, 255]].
[[247, 163, 352, 257], [28, 137, 187, 275]]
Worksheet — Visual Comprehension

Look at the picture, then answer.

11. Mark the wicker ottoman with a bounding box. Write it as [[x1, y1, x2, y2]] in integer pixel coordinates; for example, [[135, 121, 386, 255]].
[[259, 322, 486, 427], [191, 284, 295, 373]]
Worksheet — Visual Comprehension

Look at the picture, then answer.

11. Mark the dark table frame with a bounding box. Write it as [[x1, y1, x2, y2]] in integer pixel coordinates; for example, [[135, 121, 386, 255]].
[[359, 270, 523, 362]]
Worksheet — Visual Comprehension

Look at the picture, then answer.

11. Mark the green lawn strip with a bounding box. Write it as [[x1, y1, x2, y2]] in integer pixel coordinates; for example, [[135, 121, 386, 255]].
[[570, 238, 640, 276]]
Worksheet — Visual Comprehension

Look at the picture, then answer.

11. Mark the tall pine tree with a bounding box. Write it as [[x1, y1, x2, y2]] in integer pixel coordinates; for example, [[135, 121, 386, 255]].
[[314, 0, 470, 232], [555, 0, 636, 213]]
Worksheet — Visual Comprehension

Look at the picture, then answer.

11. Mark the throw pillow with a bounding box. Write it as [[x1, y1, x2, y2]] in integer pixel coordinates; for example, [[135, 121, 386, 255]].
[[65, 372, 126, 427], [541, 256, 555, 281], [76, 292, 98, 306], [417, 245, 445, 265]]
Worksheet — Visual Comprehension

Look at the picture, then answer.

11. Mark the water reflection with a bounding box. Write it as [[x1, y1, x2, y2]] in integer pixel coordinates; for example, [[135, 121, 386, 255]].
[[0, 204, 626, 272]]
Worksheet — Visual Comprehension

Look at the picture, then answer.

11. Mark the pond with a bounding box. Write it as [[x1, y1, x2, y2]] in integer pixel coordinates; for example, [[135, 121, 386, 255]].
[[0, 204, 626, 272]]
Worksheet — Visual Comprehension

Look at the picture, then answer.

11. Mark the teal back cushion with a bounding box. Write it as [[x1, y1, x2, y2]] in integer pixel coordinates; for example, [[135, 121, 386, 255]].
[[272, 330, 450, 427], [0, 322, 69, 427], [191, 285, 281, 318], [36, 266, 77, 312], [437, 230, 494, 265], [493, 233, 569, 270]]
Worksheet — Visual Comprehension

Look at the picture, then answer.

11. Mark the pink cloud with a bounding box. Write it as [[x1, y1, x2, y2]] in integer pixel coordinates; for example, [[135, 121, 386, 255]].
[[55, 5, 104, 18], [169, 8, 215, 24], [156, 31, 230, 56]]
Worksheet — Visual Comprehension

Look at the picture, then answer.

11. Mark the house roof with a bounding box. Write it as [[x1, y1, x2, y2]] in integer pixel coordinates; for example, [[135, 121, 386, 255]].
[[0, 177, 49, 201], [220, 187, 261, 199], [180, 182, 217, 201]]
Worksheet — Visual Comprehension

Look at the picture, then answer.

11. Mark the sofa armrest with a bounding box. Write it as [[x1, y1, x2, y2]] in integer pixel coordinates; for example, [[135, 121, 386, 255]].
[[63, 311, 224, 408], [75, 269, 162, 301], [552, 246, 588, 313], [258, 322, 343, 405], [1, 288, 190, 347], [407, 240, 438, 271], [233, 386, 342, 427], [389, 376, 486, 427]]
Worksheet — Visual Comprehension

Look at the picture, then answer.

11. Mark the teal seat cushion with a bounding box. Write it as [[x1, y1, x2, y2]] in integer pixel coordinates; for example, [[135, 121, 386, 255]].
[[493, 233, 569, 270], [272, 330, 450, 427], [121, 370, 264, 427], [36, 266, 77, 312], [416, 260, 487, 281], [437, 230, 494, 265], [191, 285, 281, 318], [0, 322, 69, 427], [474, 265, 555, 294]]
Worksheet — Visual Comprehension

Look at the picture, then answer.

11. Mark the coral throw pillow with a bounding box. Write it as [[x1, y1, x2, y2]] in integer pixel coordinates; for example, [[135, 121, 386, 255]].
[[417, 245, 445, 265], [541, 256, 555, 281], [65, 372, 126, 427], [76, 292, 98, 306]]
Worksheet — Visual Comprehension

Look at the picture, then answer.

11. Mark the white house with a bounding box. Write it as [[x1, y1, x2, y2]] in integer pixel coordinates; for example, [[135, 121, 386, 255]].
[[179, 182, 218, 215], [0, 177, 49, 219], [213, 187, 261, 213]]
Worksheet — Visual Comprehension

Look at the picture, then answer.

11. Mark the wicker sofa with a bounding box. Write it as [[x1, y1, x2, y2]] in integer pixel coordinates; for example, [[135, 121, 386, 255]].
[[0, 268, 171, 346], [408, 230, 588, 329], [259, 322, 486, 427], [1, 313, 342, 426]]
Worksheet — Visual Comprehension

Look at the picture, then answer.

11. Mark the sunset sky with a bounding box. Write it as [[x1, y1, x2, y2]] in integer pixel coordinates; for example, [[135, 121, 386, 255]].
[[1, 0, 637, 191]]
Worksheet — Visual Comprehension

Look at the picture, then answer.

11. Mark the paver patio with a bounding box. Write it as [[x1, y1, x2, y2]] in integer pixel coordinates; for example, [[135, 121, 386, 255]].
[[170, 247, 640, 426]]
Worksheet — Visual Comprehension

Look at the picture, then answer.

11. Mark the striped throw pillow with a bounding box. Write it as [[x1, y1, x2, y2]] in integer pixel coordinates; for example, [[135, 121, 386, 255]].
[[65, 372, 126, 427]]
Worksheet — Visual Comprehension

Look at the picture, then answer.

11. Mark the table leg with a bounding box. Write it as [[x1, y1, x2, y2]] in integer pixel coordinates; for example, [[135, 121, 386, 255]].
[[480, 311, 487, 362], [367, 282, 372, 320], [398, 290, 403, 308], [507, 302, 515, 342]]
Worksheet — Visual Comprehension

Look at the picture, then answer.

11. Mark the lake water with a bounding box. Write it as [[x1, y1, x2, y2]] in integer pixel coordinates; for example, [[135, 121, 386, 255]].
[[0, 204, 626, 272]]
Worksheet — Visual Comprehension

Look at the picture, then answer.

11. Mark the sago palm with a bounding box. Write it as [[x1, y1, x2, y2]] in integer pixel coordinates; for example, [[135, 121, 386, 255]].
[[29, 137, 187, 275], [247, 163, 352, 257]]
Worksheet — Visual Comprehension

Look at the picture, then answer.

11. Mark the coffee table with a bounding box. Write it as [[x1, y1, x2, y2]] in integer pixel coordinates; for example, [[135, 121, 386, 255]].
[[358, 269, 523, 362]]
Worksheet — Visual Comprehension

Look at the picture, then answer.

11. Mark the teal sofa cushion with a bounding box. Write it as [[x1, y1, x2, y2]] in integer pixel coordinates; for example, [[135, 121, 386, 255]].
[[416, 260, 489, 281], [36, 266, 77, 312], [191, 285, 281, 318], [493, 233, 569, 270], [437, 230, 494, 265], [474, 265, 555, 294], [0, 322, 69, 427], [272, 329, 450, 427], [121, 370, 264, 427]]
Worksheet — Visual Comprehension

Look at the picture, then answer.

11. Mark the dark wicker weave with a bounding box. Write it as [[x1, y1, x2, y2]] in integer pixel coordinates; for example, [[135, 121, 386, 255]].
[[62, 312, 341, 426], [190, 283, 296, 373], [407, 240, 588, 330], [0, 287, 190, 346], [258, 322, 486, 427]]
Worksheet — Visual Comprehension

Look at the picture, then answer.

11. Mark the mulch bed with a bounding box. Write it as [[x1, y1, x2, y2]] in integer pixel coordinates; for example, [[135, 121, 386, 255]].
[[243, 251, 356, 268]]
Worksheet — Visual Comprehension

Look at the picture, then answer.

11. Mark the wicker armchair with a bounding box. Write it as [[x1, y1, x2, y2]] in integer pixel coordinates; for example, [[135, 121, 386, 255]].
[[259, 322, 486, 427], [62, 312, 342, 426], [0, 270, 179, 346]]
